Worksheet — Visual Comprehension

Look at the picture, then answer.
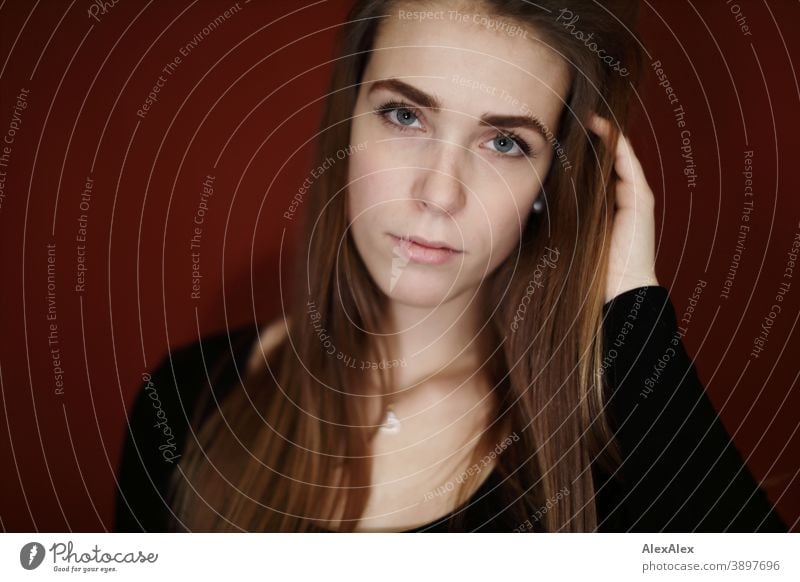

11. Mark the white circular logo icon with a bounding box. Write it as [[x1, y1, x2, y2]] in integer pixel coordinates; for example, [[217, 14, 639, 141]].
[[20, 542, 46, 570]]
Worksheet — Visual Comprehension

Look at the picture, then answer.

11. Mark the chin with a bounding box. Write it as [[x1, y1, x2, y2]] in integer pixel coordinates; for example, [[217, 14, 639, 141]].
[[371, 266, 463, 307]]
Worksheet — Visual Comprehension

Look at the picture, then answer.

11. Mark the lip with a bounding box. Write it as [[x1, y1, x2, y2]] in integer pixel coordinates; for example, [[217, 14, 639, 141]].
[[389, 233, 462, 266]]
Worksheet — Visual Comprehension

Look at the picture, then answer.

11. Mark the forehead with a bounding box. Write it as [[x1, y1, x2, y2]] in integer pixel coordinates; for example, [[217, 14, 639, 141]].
[[362, 9, 571, 130]]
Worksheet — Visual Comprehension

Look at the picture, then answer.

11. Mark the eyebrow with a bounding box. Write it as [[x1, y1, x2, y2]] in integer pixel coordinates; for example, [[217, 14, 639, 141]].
[[366, 78, 551, 141]]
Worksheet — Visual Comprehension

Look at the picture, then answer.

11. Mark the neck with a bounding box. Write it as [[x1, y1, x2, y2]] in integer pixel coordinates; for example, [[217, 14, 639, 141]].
[[381, 284, 491, 397]]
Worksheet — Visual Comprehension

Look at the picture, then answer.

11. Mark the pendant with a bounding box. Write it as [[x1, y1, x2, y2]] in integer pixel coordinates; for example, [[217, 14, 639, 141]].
[[379, 406, 401, 434]]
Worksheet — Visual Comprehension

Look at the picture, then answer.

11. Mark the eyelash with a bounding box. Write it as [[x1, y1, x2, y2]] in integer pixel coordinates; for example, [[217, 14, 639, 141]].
[[372, 99, 535, 159]]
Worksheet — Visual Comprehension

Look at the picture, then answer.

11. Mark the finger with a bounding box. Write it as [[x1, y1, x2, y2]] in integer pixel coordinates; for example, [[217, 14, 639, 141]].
[[613, 132, 648, 189], [585, 112, 611, 140]]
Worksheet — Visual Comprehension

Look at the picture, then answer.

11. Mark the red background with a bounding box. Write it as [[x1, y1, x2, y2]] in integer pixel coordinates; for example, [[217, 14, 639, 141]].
[[0, 0, 797, 531]]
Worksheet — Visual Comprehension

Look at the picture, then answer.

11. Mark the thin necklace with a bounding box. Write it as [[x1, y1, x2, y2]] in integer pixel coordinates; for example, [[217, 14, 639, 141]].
[[379, 403, 401, 434]]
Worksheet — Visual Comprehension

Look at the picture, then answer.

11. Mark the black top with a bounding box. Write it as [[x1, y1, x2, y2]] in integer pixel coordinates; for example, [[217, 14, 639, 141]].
[[114, 286, 787, 532]]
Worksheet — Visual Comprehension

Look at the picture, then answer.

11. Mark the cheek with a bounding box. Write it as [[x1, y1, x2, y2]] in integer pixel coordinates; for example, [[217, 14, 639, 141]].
[[347, 157, 377, 228], [347, 148, 410, 222], [474, 190, 537, 269], [488, 214, 525, 269], [346, 145, 376, 223]]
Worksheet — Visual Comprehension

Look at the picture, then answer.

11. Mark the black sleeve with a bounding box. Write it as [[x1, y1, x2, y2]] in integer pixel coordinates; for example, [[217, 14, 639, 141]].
[[597, 285, 787, 532]]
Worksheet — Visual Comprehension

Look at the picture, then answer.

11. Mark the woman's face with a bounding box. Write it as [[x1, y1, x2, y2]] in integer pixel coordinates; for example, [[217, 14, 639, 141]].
[[346, 6, 571, 307]]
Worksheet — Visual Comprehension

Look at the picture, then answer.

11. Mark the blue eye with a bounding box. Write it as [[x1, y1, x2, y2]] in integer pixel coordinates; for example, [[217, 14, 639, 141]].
[[374, 101, 422, 129], [487, 133, 531, 157], [493, 135, 516, 153], [392, 107, 418, 126]]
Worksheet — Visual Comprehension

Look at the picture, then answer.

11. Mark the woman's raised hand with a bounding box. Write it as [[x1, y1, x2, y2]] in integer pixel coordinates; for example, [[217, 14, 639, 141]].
[[586, 113, 660, 304]]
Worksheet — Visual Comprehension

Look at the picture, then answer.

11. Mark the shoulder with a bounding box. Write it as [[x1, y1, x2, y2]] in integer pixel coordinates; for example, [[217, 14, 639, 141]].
[[130, 325, 258, 436], [245, 316, 291, 377], [113, 323, 261, 531], [602, 284, 670, 314], [601, 285, 676, 336]]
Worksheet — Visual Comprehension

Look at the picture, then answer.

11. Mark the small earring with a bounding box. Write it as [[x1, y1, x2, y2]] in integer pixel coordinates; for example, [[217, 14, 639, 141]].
[[532, 196, 545, 214]]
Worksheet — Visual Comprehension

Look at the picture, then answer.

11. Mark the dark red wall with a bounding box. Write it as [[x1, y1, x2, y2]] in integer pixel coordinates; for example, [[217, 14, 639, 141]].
[[0, 0, 797, 531]]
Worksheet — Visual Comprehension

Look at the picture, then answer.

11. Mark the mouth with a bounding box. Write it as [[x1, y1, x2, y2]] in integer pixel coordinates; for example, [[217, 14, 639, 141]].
[[388, 233, 463, 266]]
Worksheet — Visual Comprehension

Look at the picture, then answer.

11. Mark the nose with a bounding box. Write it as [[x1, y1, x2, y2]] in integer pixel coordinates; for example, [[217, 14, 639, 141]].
[[411, 141, 467, 216]]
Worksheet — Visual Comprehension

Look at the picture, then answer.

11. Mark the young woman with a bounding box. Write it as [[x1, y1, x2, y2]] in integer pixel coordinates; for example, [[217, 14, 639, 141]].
[[115, 0, 787, 532]]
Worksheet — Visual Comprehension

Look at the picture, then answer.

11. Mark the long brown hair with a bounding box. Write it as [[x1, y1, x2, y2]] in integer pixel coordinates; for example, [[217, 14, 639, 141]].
[[167, 0, 644, 532]]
